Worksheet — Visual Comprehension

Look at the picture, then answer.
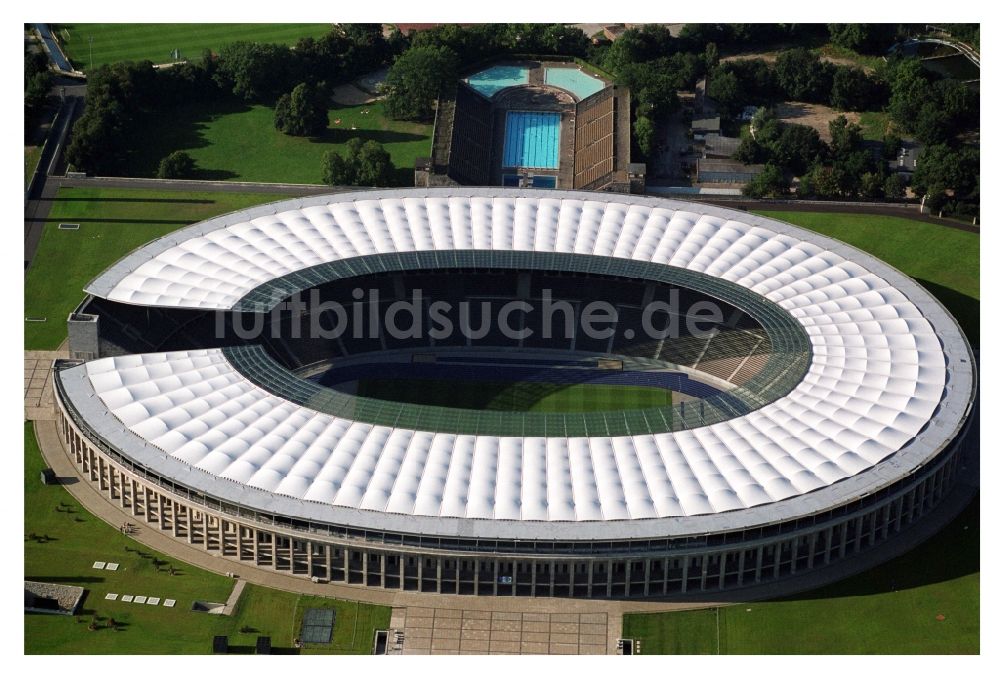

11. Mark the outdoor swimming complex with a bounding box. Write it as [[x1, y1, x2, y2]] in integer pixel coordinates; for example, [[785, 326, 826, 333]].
[[418, 61, 639, 192]]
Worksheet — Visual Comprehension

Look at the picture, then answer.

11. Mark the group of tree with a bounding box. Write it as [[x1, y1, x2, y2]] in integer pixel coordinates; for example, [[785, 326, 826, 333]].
[[709, 48, 888, 116], [25, 45, 52, 134], [321, 137, 394, 186], [884, 57, 977, 145], [382, 45, 460, 121], [65, 25, 398, 175]]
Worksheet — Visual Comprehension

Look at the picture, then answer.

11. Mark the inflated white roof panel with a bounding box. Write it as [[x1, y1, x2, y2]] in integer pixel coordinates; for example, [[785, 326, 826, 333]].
[[73, 190, 972, 525]]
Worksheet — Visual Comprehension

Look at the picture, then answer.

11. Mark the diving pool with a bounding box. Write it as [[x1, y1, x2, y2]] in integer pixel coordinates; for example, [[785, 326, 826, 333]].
[[544, 67, 606, 100], [467, 65, 529, 98], [502, 111, 561, 169]]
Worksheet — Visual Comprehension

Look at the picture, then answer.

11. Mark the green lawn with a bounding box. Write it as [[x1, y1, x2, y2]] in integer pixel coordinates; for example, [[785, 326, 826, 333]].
[[24, 421, 389, 654], [858, 111, 895, 141], [753, 211, 979, 345], [357, 379, 672, 413], [623, 495, 979, 654], [119, 100, 431, 186], [25, 145, 43, 189], [24, 187, 282, 350], [54, 23, 333, 71]]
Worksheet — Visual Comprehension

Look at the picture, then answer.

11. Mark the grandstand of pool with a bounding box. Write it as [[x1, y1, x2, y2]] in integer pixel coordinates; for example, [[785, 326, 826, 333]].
[[544, 67, 606, 99], [502, 111, 561, 169], [466, 64, 529, 98]]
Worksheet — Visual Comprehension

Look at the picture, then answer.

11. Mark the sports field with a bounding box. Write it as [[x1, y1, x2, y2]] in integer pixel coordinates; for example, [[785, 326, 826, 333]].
[[122, 100, 431, 185], [24, 421, 389, 654], [623, 494, 979, 654], [357, 379, 672, 413], [24, 187, 281, 350], [55, 24, 333, 70]]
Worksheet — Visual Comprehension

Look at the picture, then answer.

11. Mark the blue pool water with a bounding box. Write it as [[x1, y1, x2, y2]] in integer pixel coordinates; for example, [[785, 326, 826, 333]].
[[502, 111, 561, 169], [544, 67, 606, 100], [467, 65, 529, 98]]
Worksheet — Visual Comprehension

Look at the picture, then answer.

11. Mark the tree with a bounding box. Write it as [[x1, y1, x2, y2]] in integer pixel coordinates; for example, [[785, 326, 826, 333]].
[[797, 162, 839, 198], [883, 173, 906, 199], [830, 66, 883, 112], [214, 41, 299, 102], [859, 171, 884, 198], [769, 123, 827, 175], [882, 133, 902, 161], [704, 42, 719, 71], [383, 45, 459, 121], [733, 137, 765, 164], [321, 137, 394, 186], [356, 139, 394, 186], [774, 48, 833, 102], [274, 82, 328, 136], [157, 151, 196, 179], [911, 144, 979, 200], [707, 68, 744, 116], [742, 163, 786, 198], [634, 116, 655, 159], [827, 24, 903, 54], [828, 115, 863, 158]]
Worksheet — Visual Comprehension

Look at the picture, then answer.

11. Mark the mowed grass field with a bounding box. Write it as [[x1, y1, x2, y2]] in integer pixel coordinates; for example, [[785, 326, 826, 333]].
[[121, 100, 431, 186], [55, 23, 333, 70], [24, 187, 282, 350], [623, 495, 979, 654], [357, 379, 672, 413], [24, 422, 389, 654]]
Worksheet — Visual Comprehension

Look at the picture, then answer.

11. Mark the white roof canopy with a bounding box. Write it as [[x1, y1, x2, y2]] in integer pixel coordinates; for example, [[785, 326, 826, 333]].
[[68, 190, 973, 530]]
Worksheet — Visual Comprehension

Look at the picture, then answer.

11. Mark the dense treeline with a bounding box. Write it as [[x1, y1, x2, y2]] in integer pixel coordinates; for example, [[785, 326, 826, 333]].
[[25, 45, 52, 135]]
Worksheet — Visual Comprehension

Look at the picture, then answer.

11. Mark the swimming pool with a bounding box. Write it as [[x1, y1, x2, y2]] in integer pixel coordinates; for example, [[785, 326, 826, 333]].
[[544, 67, 606, 100], [502, 111, 561, 169], [466, 65, 529, 98]]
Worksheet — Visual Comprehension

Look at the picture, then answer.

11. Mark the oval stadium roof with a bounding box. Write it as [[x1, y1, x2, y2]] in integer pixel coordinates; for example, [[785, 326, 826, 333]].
[[62, 189, 976, 540]]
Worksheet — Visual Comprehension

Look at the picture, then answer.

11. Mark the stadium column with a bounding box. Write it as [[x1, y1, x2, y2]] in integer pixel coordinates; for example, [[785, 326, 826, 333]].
[[643, 560, 651, 597], [474, 560, 480, 595], [807, 532, 818, 568], [97, 455, 106, 492], [736, 549, 746, 587], [531, 562, 537, 597], [823, 525, 834, 565], [307, 540, 314, 577], [436, 557, 442, 592], [186, 506, 196, 545], [587, 560, 594, 598], [718, 553, 727, 590], [680, 556, 690, 593], [362, 549, 369, 584], [754, 546, 763, 583], [853, 515, 864, 554], [839, 522, 849, 559], [380, 551, 386, 588], [623, 560, 631, 596]]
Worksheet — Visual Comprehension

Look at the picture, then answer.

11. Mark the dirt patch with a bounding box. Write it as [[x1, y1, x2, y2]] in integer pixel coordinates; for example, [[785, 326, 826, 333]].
[[773, 102, 860, 142], [722, 50, 870, 72]]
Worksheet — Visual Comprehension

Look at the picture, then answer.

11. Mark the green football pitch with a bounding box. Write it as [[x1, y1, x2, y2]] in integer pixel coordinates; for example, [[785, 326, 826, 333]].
[[55, 24, 333, 71], [356, 379, 672, 413]]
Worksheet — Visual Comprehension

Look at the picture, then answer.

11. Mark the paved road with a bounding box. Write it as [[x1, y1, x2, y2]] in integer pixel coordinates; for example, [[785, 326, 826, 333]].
[[34, 23, 73, 72]]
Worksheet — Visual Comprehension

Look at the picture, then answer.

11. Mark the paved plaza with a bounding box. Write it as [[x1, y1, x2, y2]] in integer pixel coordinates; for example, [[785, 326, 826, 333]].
[[387, 607, 608, 655]]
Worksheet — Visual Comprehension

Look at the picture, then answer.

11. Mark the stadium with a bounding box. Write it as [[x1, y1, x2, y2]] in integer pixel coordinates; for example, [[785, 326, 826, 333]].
[[54, 188, 976, 599]]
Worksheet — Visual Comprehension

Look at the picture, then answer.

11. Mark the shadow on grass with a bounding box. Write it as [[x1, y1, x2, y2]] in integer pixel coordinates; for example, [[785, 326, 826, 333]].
[[308, 127, 428, 146], [27, 576, 106, 584], [788, 492, 979, 601], [916, 278, 980, 348], [43, 197, 216, 204], [32, 217, 194, 225]]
